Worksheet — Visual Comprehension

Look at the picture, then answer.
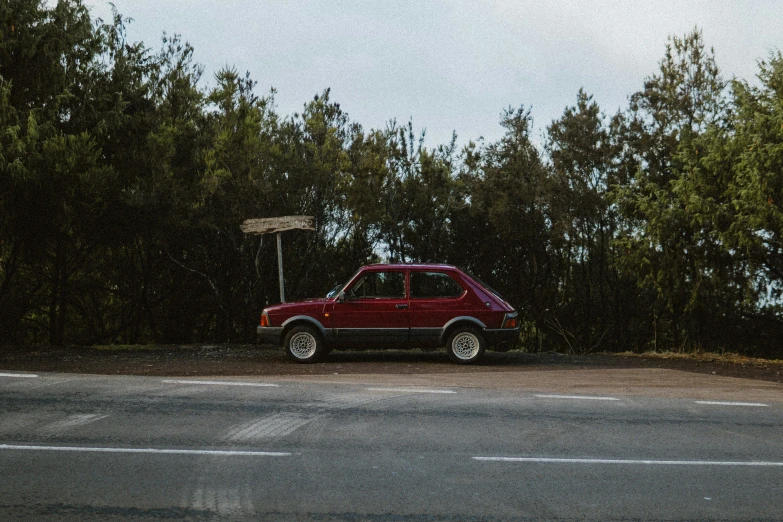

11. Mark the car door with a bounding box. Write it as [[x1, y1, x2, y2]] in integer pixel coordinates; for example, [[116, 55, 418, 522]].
[[330, 269, 409, 346], [408, 270, 468, 348]]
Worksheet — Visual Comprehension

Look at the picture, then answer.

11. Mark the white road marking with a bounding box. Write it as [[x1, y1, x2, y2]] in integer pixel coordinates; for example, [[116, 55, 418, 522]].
[[162, 379, 279, 387], [41, 414, 109, 434], [366, 387, 456, 394], [534, 394, 620, 401], [694, 401, 769, 407], [473, 456, 783, 466], [226, 414, 316, 441], [185, 479, 256, 514], [0, 444, 290, 456], [0, 373, 38, 378]]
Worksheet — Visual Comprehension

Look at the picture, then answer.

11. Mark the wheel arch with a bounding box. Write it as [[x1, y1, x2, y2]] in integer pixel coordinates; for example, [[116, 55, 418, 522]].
[[281, 316, 327, 339], [440, 316, 487, 345]]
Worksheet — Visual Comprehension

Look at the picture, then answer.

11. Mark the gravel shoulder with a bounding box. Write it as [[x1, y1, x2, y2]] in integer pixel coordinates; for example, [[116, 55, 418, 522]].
[[1, 344, 782, 383], [2, 344, 783, 402]]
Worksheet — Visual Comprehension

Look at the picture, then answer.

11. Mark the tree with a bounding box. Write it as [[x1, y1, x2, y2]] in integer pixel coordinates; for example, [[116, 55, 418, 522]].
[[717, 52, 783, 356], [0, 0, 124, 344], [453, 107, 552, 344], [612, 28, 729, 350], [544, 89, 621, 352]]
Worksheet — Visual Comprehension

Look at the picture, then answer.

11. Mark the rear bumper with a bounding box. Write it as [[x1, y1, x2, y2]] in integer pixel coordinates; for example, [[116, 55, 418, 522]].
[[483, 327, 520, 347], [256, 326, 284, 346]]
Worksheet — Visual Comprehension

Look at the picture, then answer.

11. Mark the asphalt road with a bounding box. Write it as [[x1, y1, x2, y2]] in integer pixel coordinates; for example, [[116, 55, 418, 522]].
[[1, 370, 783, 521]]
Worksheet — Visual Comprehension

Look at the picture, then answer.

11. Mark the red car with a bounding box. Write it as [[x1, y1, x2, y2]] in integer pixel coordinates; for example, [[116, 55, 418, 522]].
[[257, 264, 519, 364]]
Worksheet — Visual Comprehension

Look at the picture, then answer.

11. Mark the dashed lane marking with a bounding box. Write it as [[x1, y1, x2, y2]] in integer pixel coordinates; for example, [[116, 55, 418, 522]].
[[473, 456, 783, 466], [534, 394, 620, 401], [162, 379, 279, 388], [694, 401, 769, 407], [366, 387, 456, 394], [0, 373, 38, 378], [0, 444, 291, 457]]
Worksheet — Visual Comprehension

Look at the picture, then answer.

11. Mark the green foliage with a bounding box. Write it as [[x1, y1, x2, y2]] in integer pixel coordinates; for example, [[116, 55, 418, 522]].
[[544, 90, 622, 353], [1, 7, 782, 357], [728, 53, 783, 284], [611, 29, 735, 351], [458, 107, 550, 321]]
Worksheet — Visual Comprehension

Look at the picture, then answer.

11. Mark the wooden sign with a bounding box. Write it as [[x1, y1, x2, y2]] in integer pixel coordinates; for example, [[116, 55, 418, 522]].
[[240, 215, 314, 235], [240, 215, 315, 303]]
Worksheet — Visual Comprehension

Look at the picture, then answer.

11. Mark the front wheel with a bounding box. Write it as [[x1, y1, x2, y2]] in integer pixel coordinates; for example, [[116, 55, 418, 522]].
[[284, 325, 326, 363], [446, 327, 485, 364]]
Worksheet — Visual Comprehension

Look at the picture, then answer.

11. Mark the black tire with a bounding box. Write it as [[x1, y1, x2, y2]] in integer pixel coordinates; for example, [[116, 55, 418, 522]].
[[284, 325, 326, 363], [446, 327, 485, 364]]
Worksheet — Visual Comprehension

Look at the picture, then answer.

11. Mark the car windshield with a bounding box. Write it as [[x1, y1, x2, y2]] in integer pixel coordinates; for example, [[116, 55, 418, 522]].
[[327, 268, 363, 299], [325, 283, 344, 299]]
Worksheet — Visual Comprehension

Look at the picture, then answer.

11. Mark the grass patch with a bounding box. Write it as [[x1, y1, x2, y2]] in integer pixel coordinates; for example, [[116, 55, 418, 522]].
[[616, 350, 783, 367], [91, 344, 170, 352], [89, 344, 243, 352]]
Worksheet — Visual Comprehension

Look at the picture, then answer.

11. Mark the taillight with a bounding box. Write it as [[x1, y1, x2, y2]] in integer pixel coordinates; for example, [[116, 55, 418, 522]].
[[502, 314, 518, 329], [260, 314, 269, 327]]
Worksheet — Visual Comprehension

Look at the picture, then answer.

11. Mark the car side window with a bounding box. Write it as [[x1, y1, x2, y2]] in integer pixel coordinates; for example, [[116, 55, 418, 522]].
[[410, 272, 464, 299], [347, 271, 405, 299]]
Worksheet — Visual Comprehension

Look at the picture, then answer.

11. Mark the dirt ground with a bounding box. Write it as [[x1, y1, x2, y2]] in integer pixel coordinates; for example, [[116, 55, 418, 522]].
[[1, 344, 782, 383]]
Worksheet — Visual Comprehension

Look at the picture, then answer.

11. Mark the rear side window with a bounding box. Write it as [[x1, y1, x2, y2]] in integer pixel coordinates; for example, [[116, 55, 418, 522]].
[[410, 272, 464, 299], [347, 271, 405, 299]]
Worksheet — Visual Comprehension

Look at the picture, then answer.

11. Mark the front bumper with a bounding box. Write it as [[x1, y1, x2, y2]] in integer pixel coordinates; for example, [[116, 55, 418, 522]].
[[256, 326, 284, 346]]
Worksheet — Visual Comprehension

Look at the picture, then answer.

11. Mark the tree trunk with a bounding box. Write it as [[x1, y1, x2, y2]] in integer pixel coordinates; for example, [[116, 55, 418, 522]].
[[49, 238, 66, 345]]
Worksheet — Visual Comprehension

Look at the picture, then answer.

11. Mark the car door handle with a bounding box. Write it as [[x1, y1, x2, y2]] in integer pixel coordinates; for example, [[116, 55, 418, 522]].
[[396, 304, 408, 309]]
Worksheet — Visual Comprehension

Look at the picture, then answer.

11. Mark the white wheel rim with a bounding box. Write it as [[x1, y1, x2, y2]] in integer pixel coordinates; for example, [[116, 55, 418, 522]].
[[452, 332, 480, 360], [290, 332, 317, 359]]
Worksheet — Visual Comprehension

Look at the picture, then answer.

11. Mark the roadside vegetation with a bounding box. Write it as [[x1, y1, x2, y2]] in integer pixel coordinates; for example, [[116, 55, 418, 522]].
[[2, 1, 783, 358]]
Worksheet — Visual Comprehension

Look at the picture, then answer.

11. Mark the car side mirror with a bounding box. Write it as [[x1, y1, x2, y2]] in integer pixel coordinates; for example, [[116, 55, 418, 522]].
[[337, 290, 345, 303]]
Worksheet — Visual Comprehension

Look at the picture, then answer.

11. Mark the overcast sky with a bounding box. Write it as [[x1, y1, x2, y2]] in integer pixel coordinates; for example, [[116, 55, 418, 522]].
[[85, 0, 782, 148]]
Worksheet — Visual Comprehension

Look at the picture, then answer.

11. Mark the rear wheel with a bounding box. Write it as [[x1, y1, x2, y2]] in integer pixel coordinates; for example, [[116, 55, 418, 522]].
[[284, 325, 326, 363], [446, 327, 485, 364]]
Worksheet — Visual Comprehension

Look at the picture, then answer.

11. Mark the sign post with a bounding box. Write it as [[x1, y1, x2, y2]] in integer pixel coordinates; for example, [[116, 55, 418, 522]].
[[240, 215, 315, 303], [276, 232, 284, 302]]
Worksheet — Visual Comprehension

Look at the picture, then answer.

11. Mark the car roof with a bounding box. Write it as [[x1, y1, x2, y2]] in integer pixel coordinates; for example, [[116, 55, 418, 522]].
[[362, 263, 458, 270]]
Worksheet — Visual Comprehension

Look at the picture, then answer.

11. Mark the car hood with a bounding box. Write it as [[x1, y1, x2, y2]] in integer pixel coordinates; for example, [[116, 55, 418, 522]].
[[264, 298, 329, 313]]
